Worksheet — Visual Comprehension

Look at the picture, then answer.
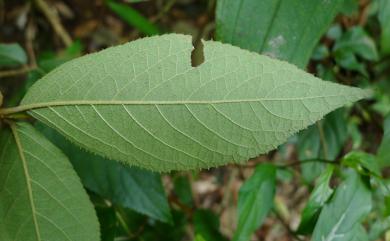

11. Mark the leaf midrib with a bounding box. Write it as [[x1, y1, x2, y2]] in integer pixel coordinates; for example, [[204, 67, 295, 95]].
[[0, 92, 363, 116], [9, 122, 42, 241]]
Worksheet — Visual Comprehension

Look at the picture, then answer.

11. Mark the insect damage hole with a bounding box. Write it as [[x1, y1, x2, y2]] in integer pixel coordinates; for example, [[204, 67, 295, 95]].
[[191, 35, 205, 67]]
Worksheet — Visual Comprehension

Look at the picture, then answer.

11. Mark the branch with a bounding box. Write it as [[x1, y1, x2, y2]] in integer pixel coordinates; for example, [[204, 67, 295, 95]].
[[0, 66, 36, 78], [34, 0, 72, 47]]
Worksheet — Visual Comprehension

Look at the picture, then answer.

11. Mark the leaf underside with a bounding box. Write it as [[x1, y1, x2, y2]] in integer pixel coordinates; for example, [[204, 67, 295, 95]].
[[20, 34, 370, 171], [0, 122, 99, 241]]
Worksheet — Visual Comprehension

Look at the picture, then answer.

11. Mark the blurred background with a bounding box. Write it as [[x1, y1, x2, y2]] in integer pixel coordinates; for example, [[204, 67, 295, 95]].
[[0, 0, 390, 240]]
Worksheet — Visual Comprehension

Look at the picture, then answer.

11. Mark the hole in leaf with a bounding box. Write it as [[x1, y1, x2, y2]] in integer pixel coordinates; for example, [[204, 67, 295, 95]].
[[191, 35, 204, 67]]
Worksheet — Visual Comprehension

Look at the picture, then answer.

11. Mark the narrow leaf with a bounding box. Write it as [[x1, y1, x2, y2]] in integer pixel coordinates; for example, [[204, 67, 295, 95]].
[[378, 115, 390, 167], [233, 164, 276, 241], [312, 170, 372, 241], [17, 34, 370, 172], [378, 0, 390, 54], [216, 0, 344, 68], [36, 123, 172, 223], [0, 122, 99, 241], [107, 0, 159, 36], [0, 43, 27, 67], [296, 166, 334, 234]]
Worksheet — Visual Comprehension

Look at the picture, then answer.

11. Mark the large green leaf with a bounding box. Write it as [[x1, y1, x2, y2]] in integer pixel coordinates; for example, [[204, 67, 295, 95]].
[[36, 123, 172, 223], [13, 34, 370, 172], [233, 164, 276, 241], [216, 0, 344, 68], [296, 166, 334, 234], [0, 122, 99, 241], [378, 115, 390, 167], [312, 170, 372, 241]]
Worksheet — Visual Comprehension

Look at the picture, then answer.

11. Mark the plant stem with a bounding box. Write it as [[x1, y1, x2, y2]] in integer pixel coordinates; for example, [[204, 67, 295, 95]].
[[0, 66, 36, 78], [34, 0, 72, 47], [316, 121, 329, 160], [273, 209, 304, 241]]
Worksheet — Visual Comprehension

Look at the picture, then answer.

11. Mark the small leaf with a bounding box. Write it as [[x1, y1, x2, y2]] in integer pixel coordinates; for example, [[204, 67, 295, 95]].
[[233, 164, 276, 241], [333, 27, 379, 62], [378, 115, 390, 167], [36, 123, 172, 223], [17, 34, 371, 172], [107, 0, 159, 36], [216, 0, 344, 68], [342, 151, 381, 177], [296, 166, 334, 234], [0, 43, 27, 67], [312, 170, 372, 241], [0, 122, 99, 241], [193, 209, 227, 241]]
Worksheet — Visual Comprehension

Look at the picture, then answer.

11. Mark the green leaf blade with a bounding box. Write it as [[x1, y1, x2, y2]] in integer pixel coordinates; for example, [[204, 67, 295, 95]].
[[312, 170, 372, 241], [233, 164, 276, 241], [0, 43, 27, 67], [19, 34, 370, 172], [0, 122, 99, 241], [216, 0, 344, 68], [297, 166, 334, 234], [36, 123, 172, 223]]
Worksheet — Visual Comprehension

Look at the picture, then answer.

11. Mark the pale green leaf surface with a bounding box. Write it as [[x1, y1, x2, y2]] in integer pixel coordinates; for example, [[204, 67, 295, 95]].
[[312, 170, 372, 241], [0, 122, 99, 241], [19, 34, 370, 171], [233, 164, 276, 241], [216, 0, 344, 68]]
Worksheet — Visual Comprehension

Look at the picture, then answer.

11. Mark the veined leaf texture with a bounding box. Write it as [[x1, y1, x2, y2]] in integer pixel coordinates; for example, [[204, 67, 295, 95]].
[[18, 34, 370, 171], [0, 122, 99, 241]]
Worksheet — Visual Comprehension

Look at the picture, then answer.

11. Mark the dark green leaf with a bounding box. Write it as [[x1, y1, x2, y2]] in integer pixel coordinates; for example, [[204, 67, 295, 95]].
[[378, 0, 390, 54], [311, 44, 330, 61], [378, 115, 390, 167], [96, 207, 117, 241], [233, 164, 276, 241], [340, 0, 359, 16], [173, 175, 193, 207], [298, 109, 348, 183], [107, 1, 160, 36], [193, 209, 227, 241], [296, 166, 334, 235], [36, 123, 172, 223], [0, 43, 27, 67], [216, 0, 344, 68], [333, 26, 379, 62], [312, 170, 372, 241], [0, 122, 99, 241]]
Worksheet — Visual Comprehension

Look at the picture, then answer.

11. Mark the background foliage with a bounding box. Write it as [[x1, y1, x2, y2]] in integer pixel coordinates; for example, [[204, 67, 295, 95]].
[[0, 0, 389, 240]]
